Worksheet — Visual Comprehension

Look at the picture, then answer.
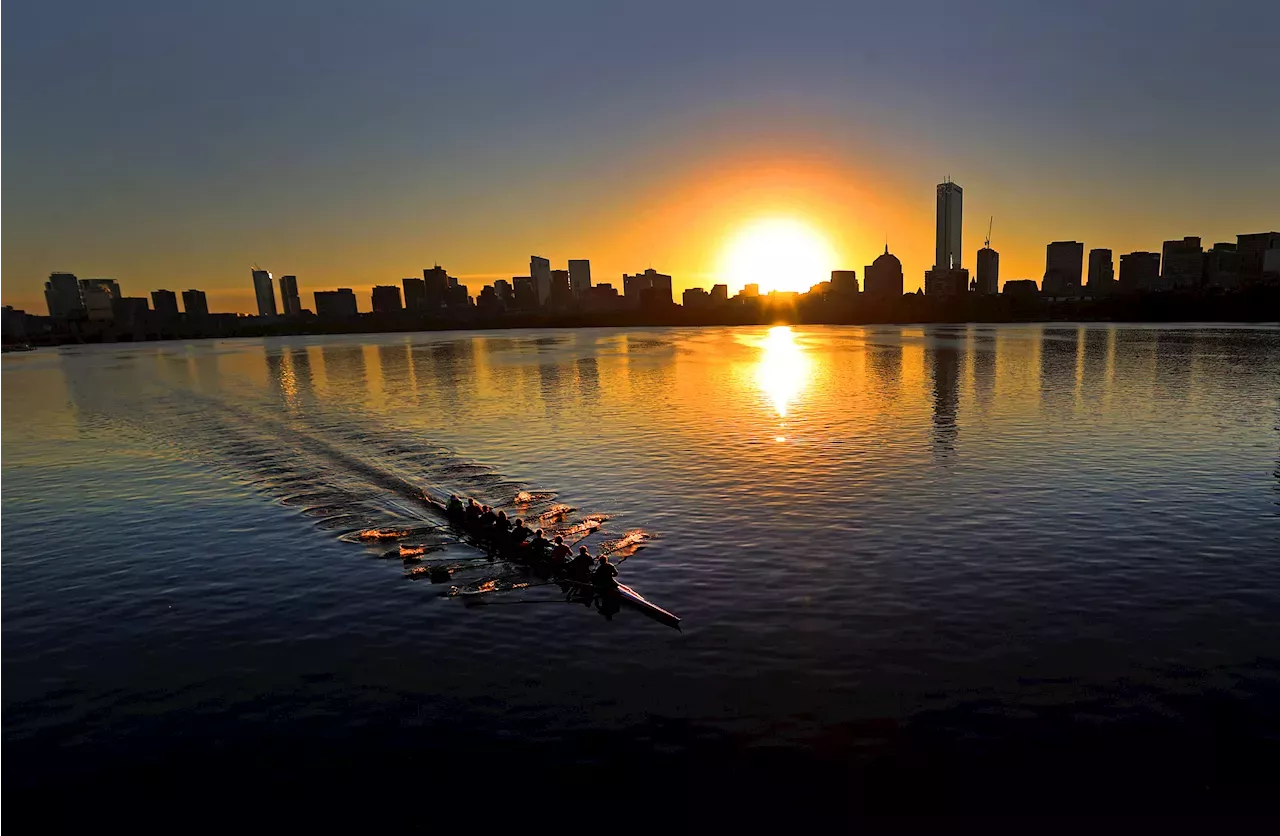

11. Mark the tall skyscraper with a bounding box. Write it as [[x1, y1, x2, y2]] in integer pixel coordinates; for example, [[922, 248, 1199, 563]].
[[568, 259, 592, 298], [423, 266, 450, 310], [252, 269, 277, 317], [1160, 237, 1203, 289], [279, 275, 302, 316], [935, 180, 963, 270], [371, 285, 403, 313], [976, 247, 1000, 295], [151, 289, 180, 318], [182, 289, 209, 316], [530, 256, 552, 307], [44, 272, 84, 318], [1087, 249, 1114, 290], [1043, 241, 1084, 295]]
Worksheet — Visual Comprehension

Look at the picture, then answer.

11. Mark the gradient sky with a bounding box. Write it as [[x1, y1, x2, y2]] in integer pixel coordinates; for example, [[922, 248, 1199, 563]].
[[4, 1, 1277, 314]]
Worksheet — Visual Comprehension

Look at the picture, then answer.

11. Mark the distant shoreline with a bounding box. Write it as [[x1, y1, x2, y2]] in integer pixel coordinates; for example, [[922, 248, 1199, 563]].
[[7, 286, 1279, 347]]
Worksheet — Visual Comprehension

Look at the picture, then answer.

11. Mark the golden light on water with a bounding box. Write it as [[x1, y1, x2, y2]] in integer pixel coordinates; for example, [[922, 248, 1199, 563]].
[[756, 325, 809, 420], [720, 218, 837, 294]]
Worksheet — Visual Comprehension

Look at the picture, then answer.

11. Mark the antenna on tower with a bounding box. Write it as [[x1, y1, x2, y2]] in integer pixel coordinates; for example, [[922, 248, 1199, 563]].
[[985, 216, 993, 250]]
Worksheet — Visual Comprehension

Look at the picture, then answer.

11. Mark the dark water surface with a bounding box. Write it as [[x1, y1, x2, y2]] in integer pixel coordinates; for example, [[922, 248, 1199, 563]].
[[5, 325, 1280, 817]]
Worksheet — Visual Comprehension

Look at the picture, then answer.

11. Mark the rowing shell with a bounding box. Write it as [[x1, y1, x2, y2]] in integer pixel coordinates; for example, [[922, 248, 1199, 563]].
[[614, 583, 681, 631]]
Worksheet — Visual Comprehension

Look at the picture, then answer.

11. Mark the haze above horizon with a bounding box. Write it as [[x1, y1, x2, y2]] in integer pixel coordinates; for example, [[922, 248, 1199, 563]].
[[4, 0, 1277, 314]]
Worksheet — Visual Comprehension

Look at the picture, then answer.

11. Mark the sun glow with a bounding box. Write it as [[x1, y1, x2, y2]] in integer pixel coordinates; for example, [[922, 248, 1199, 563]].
[[756, 325, 810, 419], [721, 218, 838, 294]]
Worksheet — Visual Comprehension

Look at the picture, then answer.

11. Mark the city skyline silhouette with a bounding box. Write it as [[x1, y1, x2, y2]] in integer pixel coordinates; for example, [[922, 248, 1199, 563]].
[[4, 1, 1276, 315]]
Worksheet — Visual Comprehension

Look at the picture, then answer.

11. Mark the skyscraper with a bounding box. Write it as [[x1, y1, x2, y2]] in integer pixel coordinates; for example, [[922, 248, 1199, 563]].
[[549, 269, 573, 307], [975, 246, 1000, 295], [151, 289, 180, 318], [44, 272, 84, 318], [252, 269, 277, 317], [423, 265, 450, 310], [182, 289, 209, 316], [1087, 249, 1114, 290], [530, 256, 552, 307], [568, 259, 592, 298], [1043, 241, 1084, 295], [936, 180, 963, 270], [279, 275, 302, 316]]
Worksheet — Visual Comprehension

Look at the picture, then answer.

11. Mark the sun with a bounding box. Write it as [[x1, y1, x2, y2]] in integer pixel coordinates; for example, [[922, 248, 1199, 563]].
[[720, 218, 838, 294]]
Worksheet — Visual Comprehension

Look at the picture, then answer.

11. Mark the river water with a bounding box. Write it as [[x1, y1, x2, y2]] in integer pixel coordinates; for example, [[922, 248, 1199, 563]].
[[4, 325, 1279, 816]]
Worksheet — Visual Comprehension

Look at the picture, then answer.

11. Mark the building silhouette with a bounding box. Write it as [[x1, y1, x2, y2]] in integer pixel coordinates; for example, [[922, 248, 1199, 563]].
[[863, 246, 903, 298], [1043, 241, 1084, 295], [315, 289, 358, 319], [568, 259, 592, 299], [423, 265, 451, 310], [925, 267, 969, 296], [182, 289, 209, 316], [1087, 249, 1114, 291], [113, 297, 150, 328], [975, 246, 999, 295], [530, 256, 552, 307], [512, 276, 537, 311], [252, 269, 277, 317], [44, 272, 84, 318], [831, 270, 860, 295], [371, 285, 403, 313], [1203, 243, 1241, 289], [79, 279, 121, 321], [1237, 232, 1280, 285], [279, 275, 302, 316], [711, 284, 729, 304], [682, 288, 710, 308], [1119, 252, 1161, 290], [402, 278, 426, 312], [623, 269, 673, 308], [1003, 279, 1039, 296], [936, 179, 963, 270], [151, 289, 180, 318], [1161, 237, 1203, 289], [738, 283, 760, 298]]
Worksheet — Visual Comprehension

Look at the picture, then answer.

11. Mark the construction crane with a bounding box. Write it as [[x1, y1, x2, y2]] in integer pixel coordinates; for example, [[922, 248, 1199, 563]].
[[985, 216, 993, 250]]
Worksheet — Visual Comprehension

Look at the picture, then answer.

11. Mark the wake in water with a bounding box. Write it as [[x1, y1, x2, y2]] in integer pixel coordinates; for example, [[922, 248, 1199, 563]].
[[65, 359, 658, 621]]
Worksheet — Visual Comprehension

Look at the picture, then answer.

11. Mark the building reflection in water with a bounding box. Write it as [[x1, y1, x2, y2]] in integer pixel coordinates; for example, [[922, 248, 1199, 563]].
[[377, 342, 414, 404], [928, 338, 960, 459], [320, 344, 368, 398], [575, 356, 600, 402], [969, 327, 996, 413], [756, 327, 810, 441], [1039, 327, 1079, 418], [287, 346, 315, 395]]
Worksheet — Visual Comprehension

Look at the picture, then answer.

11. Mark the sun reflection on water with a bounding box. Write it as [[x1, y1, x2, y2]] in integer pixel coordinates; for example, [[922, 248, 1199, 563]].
[[756, 326, 809, 423]]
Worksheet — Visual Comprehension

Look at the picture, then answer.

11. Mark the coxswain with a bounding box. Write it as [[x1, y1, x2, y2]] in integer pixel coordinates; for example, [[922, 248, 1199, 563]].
[[592, 553, 619, 592], [445, 495, 464, 519], [549, 535, 571, 568]]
